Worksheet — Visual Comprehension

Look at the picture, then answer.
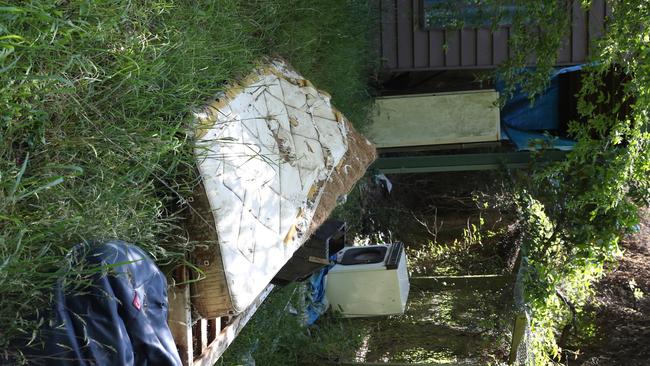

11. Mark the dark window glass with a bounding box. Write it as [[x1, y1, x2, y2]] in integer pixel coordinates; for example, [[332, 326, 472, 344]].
[[421, 0, 518, 29]]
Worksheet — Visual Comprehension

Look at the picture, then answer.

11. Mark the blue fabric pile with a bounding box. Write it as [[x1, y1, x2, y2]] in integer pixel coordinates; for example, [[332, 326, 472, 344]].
[[305, 267, 331, 325], [22, 240, 181, 366], [497, 65, 582, 151]]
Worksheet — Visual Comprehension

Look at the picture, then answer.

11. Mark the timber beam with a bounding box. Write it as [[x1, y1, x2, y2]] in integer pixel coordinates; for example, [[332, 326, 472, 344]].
[[373, 150, 567, 174]]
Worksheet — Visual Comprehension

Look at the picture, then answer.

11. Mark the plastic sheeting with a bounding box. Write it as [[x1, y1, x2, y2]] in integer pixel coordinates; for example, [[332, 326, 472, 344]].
[[497, 65, 583, 132], [305, 266, 332, 325], [22, 240, 181, 366], [503, 125, 576, 152]]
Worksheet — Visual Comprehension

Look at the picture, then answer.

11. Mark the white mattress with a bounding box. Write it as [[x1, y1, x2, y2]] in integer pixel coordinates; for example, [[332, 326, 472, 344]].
[[193, 60, 349, 312]]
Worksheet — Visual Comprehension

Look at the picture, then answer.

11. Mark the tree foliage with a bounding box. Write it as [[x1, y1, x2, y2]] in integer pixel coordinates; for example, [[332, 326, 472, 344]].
[[431, 0, 650, 363], [495, 0, 650, 363]]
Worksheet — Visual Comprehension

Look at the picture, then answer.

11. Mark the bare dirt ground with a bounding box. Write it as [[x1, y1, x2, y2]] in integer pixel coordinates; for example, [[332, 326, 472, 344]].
[[572, 207, 650, 366]]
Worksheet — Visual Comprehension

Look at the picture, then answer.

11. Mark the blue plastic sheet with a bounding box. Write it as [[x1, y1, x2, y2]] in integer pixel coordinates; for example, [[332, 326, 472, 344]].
[[497, 65, 583, 132], [23, 240, 181, 366], [503, 125, 576, 152], [305, 266, 331, 325]]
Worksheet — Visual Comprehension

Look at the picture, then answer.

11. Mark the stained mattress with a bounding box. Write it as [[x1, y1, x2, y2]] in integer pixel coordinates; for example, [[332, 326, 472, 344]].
[[187, 59, 375, 317]]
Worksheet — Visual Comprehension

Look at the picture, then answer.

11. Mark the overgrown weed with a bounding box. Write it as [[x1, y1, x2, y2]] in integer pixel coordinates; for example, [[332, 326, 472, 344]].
[[0, 0, 375, 360], [220, 283, 366, 365]]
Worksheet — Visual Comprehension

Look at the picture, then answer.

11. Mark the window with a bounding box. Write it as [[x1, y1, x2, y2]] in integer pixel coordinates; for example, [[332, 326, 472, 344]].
[[420, 0, 519, 29]]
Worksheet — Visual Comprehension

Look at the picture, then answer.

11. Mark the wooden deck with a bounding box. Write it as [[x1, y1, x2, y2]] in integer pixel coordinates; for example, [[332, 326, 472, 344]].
[[379, 0, 608, 72]]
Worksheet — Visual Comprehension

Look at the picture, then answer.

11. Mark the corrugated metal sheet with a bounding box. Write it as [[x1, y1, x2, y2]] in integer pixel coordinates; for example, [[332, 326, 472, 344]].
[[379, 0, 608, 72]]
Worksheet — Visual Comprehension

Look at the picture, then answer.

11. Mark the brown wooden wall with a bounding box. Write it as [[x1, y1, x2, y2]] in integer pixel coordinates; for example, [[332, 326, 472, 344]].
[[379, 0, 609, 72]]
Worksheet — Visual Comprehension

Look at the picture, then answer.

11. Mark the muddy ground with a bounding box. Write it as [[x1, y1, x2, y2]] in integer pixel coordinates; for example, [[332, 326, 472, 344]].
[[571, 207, 650, 366]]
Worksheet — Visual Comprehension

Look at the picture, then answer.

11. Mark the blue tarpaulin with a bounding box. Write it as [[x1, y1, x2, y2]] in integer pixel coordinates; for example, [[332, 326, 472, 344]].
[[497, 65, 583, 131], [23, 240, 181, 366], [502, 125, 576, 152], [305, 267, 331, 325]]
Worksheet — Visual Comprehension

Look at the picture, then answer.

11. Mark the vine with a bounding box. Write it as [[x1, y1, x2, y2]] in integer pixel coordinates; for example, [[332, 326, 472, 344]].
[[498, 0, 650, 364], [430, 0, 650, 363]]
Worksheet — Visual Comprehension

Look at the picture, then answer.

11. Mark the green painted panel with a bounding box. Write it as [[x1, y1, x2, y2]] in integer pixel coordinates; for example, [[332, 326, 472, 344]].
[[369, 90, 501, 148], [373, 151, 567, 174]]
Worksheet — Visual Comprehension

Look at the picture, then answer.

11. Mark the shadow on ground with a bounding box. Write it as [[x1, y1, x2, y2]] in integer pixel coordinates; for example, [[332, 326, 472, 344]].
[[571, 208, 650, 366], [347, 286, 513, 364]]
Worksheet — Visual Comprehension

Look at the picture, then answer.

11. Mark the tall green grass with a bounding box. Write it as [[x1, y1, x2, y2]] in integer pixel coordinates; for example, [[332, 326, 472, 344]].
[[0, 0, 375, 361], [245, 0, 378, 125], [220, 283, 366, 365]]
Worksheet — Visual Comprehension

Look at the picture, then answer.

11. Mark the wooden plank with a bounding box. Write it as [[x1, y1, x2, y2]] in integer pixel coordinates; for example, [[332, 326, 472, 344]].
[[187, 182, 234, 319], [508, 312, 528, 364], [193, 285, 274, 366], [428, 29, 445, 67], [199, 319, 208, 352], [369, 90, 500, 148], [168, 268, 193, 366], [383, 0, 607, 71], [411, 275, 514, 291], [378, 141, 502, 154], [191, 242, 234, 318], [557, 1, 573, 63], [492, 26, 509, 65], [372, 150, 568, 174], [396, 0, 413, 69], [412, 0, 429, 68], [461, 28, 477, 66], [588, 0, 605, 46], [571, 1, 587, 62], [381, 0, 398, 69], [476, 28, 492, 66], [444, 29, 461, 67], [557, 34, 572, 64], [508, 251, 528, 364]]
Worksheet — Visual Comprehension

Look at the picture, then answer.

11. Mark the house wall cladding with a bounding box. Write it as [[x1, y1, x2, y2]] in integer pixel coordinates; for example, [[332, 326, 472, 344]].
[[380, 0, 608, 72]]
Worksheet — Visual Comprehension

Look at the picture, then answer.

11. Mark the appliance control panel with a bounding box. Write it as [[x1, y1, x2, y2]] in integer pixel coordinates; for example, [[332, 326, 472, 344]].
[[385, 242, 404, 270]]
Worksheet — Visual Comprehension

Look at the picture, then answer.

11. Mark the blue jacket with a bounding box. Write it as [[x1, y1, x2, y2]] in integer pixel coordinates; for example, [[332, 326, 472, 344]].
[[23, 240, 182, 366]]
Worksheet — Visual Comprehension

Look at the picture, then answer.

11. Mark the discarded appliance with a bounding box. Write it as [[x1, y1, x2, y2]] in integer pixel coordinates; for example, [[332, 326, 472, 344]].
[[325, 242, 410, 317], [186, 59, 376, 318]]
